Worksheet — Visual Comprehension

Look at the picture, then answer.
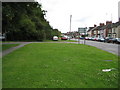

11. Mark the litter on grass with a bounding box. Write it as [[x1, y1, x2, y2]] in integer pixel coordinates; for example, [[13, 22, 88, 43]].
[[104, 60, 112, 61], [102, 68, 117, 72], [102, 69, 112, 72]]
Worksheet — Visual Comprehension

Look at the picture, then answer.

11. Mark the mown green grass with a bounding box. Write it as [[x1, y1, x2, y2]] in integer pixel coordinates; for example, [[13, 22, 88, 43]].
[[2, 44, 20, 51], [2, 43, 118, 88]]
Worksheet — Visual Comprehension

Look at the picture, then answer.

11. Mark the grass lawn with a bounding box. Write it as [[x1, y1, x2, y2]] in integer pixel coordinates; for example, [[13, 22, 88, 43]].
[[2, 43, 118, 88], [2, 44, 20, 51]]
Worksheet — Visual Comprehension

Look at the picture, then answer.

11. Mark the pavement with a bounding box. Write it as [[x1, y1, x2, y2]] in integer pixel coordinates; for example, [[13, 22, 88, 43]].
[[1, 42, 32, 57], [1, 40, 120, 57]]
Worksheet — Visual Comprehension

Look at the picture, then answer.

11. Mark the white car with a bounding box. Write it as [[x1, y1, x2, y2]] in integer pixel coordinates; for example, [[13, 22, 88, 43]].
[[99, 37, 105, 42], [116, 38, 120, 44], [0, 34, 5, 40], [53, 36, 58, 41]]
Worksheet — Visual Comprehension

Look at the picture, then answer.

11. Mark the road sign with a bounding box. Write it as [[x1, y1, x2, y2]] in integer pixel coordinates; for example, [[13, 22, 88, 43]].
[[78, 27, 87, 45], [78, 27, 87, 33]]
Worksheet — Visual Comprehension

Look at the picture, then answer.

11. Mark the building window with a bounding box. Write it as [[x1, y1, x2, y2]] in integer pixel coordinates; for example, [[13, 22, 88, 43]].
[[112, 28, 115, 33]]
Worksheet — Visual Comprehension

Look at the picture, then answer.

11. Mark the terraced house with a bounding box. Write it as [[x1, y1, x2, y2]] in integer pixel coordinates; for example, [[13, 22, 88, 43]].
[[87, 21, 120, 38]]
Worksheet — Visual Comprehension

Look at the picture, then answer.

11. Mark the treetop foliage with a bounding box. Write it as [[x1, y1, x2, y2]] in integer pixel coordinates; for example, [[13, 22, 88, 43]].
[[2, 1, 61, 41]]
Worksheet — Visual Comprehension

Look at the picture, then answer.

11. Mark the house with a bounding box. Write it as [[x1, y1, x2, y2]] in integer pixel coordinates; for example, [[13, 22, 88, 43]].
[[96, 23, 104, 38], [112, 21, 120, 38], [99, 21, 112, 38], [90, 24, 97, 37], [87, 27, 94, 37], [118, 22, 120, 38]]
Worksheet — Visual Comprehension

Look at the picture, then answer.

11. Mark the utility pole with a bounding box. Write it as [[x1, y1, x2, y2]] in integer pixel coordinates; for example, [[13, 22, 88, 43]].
[[70, 15, 72, 32], [69, 15, 72, 40]]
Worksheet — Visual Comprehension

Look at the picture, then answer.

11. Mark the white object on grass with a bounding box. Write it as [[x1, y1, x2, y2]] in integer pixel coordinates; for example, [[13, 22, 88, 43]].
[[102, 69, 112, 72]]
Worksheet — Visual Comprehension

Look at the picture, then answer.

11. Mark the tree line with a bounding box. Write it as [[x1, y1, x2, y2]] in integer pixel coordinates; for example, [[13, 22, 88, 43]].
[[2, 1, 61, 41]]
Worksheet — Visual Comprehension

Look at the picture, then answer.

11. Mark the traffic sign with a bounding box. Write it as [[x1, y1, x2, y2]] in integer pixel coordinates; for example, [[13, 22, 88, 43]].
[[78, 27, 87, 33]]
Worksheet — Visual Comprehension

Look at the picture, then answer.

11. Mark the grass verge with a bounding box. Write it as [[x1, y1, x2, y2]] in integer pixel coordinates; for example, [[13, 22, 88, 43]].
[[2, 43, 118, 88]]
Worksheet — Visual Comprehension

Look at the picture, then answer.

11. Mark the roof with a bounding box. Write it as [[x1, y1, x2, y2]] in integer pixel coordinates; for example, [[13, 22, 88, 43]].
[[87, 27, 94, 32], [87, 21, 120, 31], [91, 26, 98, 31], [96, 26, 103, 30], [100, 22, 120, 29], [100, 23, 113, 30], [112, 21, 120, 28]]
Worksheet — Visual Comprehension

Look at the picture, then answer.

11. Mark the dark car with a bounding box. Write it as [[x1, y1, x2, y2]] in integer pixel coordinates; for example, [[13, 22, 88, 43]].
[[80, 37, 85, 39], [111, 38, 117, 44], [105, 37, 113, 43]]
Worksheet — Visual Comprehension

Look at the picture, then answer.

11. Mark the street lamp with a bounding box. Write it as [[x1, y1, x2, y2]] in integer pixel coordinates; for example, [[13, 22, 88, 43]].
[[69, 15, 72, 40]]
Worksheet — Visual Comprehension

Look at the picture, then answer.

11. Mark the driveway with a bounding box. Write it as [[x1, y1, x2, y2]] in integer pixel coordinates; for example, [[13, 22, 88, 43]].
[[72, 39, 119, 56]]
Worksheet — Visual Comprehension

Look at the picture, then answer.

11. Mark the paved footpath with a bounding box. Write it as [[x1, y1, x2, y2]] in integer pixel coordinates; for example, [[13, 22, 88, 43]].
[[1, 42, 32, 57], [1, 40, 120, 57]]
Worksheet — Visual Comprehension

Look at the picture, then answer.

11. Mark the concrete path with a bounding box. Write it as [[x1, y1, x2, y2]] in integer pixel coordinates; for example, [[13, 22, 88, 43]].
[[1, 42, 32, 57]]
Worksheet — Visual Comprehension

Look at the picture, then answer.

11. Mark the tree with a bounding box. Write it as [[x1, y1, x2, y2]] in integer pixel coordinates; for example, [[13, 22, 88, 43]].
[[2, 2, 61, 41]]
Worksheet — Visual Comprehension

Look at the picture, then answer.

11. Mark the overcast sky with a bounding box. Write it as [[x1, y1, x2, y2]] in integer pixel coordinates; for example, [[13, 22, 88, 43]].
[[36, 0, 120, 33]]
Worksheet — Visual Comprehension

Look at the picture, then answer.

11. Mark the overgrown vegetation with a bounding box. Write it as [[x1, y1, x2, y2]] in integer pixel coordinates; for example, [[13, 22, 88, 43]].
[[2, 1, 61, 41]]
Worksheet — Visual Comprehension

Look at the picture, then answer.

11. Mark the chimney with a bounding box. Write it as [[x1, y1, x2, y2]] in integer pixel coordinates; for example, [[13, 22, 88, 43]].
[[99, 23, 104, 26], [106, 21, 112, 25], [94, 24, 97, 27]]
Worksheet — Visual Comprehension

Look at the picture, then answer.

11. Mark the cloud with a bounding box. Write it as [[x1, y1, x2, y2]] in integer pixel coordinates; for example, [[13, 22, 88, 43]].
[[75, 16, 91, 23], [37, 0, 119, 33]]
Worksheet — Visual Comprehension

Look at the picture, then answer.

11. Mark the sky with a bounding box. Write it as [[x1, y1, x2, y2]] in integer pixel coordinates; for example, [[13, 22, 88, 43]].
[[36, 0, 120, 33]]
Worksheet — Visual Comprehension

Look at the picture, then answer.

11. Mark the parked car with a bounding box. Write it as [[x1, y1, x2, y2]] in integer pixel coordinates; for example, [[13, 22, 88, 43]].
[[85, 37, 89, 40], [67, 36, 72, 39], [92, 37, 98, 41], [91, 37, 95, 41], [96, 37, 101, 41], [88, 37, 92, 40], [105, 37, 113, 43], [53, 36, 58, 41], [61, 36, 68, 40], [116, 38, 120, 44], [85, 37, 91, 40], [80, 37, 85, 39], [99, 37, 105, 42], [0, 34, 5, 40], [95, 37, 100, 41], [111, 38, 117, 44]]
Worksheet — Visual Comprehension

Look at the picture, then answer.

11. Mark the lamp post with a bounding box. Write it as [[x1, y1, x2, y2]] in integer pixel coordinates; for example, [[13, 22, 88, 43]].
[[69, 15, 72, 40], [70, 15, 72, 32]]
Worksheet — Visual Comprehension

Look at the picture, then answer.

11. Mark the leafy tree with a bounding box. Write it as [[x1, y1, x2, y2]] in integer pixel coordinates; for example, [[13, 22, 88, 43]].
[[2, 1, 61, 41]]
